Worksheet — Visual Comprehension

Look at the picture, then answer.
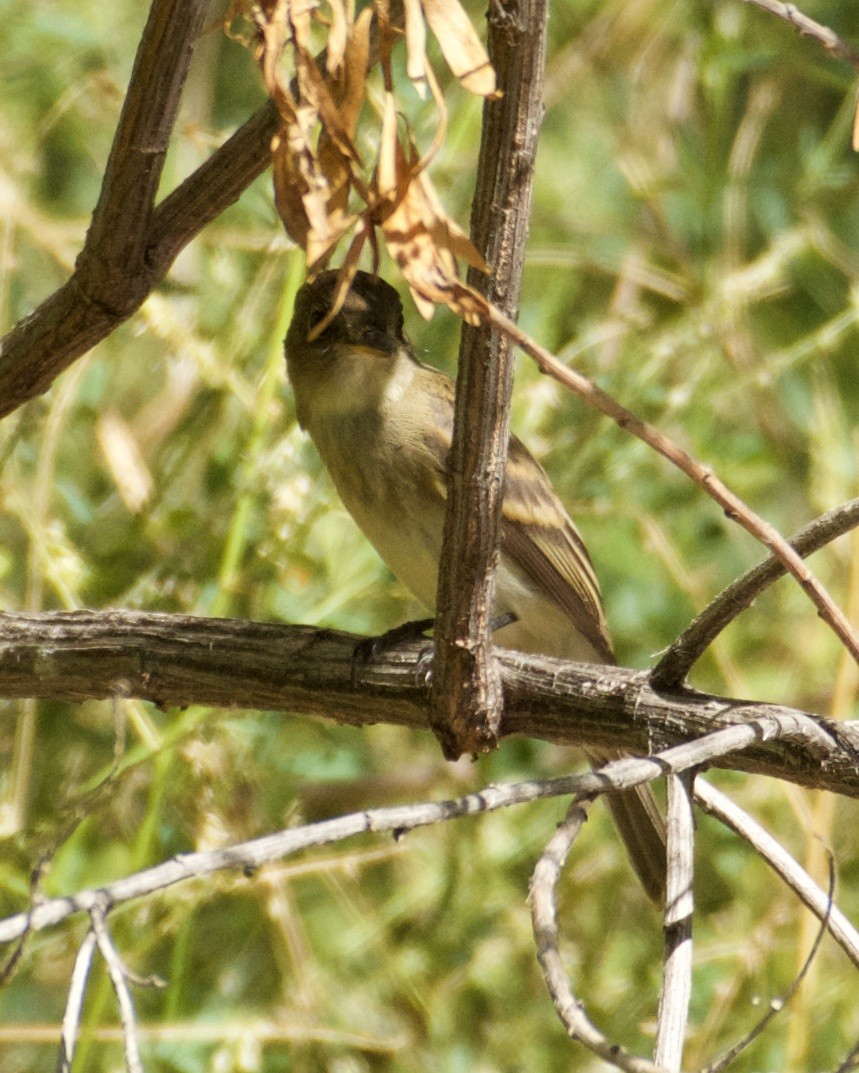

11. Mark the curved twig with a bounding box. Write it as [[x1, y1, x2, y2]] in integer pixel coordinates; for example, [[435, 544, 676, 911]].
[[652, 498, 859, 689], [738, 0, 859, 68], [530, 805, 668, 1073]]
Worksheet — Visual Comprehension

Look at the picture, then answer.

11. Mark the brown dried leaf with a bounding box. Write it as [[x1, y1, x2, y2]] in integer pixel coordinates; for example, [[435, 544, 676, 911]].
[[338, 5, 372, 135], [402, 0, 428, 98], [375, 136, 486, 320], [420, 0, 497, 97], [377, 91, 399, 198], [272, 129, 310, 247], [326, 0, 349, 75], [294, 45, 362, 162]]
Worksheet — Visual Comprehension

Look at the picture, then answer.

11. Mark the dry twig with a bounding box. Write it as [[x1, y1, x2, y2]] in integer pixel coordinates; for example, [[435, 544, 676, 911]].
[[530, 805, 667, 1073], [56, 929, 97, 1073], [474, 299, 859, 670], [652, 498, 859, 689], [654, 772, 695, 1070], [737, 0, 859, 68]]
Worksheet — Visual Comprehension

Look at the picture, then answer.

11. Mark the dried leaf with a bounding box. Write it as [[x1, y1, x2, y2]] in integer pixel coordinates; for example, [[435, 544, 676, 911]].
[[377, 91, 399, 197], [326, 0, 349, 75], [402, 0, 428, 98], [420, 0, 497, 97], [375, 135, 486, 320], [339, 5, 372, 135], [272, 127, 311, 247]]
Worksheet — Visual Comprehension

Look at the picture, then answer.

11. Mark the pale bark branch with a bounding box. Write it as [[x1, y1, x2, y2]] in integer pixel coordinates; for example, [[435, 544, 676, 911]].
[[56, 929, 97, 1073], [89, 899, 144, 1073], [1, 724, 831, 948], [530, 805, 668, 1073], [738, 0, 859, 67], [654, 772, 695, 1070]]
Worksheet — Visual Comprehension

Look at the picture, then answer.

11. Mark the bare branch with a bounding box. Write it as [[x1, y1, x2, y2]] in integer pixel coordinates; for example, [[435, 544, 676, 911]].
[[56, 929, 97, 1073], [695, 780, 859, 969], [478, 300, 859, 669], [0, 0, 210, 417], [432, 0, 548, 756], [530, 805, 667, 1073], [737, 0, 859, 68], [652, 498, 859, 689], [654, 773, 695, 1070], [90, 899, 144, 1073], [0, 719, 843, 946], [1, 610, 858, 796]]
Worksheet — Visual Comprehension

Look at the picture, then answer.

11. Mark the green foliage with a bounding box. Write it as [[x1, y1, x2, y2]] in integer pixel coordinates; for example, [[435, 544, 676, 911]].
[[2, 0, 859, 1069]]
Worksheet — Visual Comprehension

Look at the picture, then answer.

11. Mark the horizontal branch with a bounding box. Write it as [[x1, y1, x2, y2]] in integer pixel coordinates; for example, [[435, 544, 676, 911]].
[[0, 723, 839, 945], [0, 610, 856, 797]]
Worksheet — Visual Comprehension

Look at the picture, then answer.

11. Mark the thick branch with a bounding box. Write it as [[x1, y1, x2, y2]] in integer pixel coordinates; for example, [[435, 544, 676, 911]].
[[0, 610, 857, 796], [0, 0, 211, 416], [432, 0, 549, 757]]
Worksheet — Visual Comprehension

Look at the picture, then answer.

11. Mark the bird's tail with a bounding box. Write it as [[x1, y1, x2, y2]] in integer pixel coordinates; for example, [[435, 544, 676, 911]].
[[589, 749, 667, 904]]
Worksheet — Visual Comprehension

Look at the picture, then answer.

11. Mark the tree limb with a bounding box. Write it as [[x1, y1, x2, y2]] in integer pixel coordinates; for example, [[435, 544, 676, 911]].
[[0, 609, 857, 796], [0, 0, 211, 417], [432, 0, 549, 756]]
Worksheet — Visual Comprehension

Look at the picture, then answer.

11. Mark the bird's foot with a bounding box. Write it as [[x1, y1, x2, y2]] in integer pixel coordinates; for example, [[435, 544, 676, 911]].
[[351, 618, 435, 688]]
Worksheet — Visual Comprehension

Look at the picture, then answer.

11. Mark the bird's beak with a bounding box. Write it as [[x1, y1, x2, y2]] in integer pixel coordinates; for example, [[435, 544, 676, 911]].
[[351, 329, 399, 356]]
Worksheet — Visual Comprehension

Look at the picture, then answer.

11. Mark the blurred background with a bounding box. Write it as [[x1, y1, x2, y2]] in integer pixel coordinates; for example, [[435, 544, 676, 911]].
[[1, 0, 859, 1069]]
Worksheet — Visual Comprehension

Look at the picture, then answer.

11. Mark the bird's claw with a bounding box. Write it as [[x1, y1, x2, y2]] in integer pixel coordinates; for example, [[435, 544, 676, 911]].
[[351, 618, 435, 687]]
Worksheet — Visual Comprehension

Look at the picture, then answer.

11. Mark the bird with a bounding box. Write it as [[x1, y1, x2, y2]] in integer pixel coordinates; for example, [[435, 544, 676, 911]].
[[285, 269, 666, 902]]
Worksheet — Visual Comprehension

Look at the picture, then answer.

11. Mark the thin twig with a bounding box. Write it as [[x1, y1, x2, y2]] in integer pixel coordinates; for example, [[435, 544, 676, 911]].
[[695, 780, 859, 969], [737, 0, 859, 68], [478, 300, 859, 670], [0, 716, 835, 946], [654, 772, 695, 1070], [0, 712, 832, 948], [90, 899, 144, 1073], [702, 854, 835, 1073], [530, 805, 668, 1073], [56, 929, 98, 1073], [652, 498, 859, 689]]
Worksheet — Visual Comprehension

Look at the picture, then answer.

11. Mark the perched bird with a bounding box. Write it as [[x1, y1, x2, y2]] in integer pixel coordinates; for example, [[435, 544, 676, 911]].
[[285, 269, 666, 902]]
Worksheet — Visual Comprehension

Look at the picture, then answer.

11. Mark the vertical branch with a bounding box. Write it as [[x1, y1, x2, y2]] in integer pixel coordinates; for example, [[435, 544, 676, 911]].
[[431, 0, 549, 757], [654, 772, 695, 1070]]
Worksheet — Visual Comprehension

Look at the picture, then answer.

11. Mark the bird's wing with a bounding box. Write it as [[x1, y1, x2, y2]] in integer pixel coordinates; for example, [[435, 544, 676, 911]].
[[499, 435, 614, 663]]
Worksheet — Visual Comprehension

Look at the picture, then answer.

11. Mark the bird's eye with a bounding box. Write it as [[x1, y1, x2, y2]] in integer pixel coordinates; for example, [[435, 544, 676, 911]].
[[308, 308, 326, 329]]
